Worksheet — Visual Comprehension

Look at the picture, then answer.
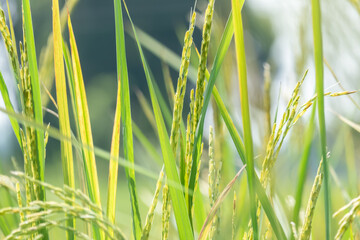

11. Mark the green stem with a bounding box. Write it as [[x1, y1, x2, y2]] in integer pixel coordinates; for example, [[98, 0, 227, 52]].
[[231, 0, 258, 238], [311, 0, 331, 238]]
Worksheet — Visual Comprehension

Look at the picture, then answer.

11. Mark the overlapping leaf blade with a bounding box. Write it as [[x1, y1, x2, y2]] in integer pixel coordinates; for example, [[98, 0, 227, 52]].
[[67, 14, 103, 239], [113, 1, 142, 239], [311, 0, 331, 237], [52, 0, 76, 239]]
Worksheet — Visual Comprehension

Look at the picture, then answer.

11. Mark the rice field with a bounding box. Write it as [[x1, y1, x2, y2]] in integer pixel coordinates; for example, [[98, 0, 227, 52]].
[[0, 0, 359, 239]]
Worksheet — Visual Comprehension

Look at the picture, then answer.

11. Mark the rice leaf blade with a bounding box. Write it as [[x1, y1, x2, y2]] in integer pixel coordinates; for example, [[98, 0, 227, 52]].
[[113, 1, 142, 239], [311, 0, 331, 237], [6, 0, 18, 60], [52, 0, 76, 239], [67, 14, 103, 239], [0, 72, 21, 146], [106, 62, 122, 234], [231, 1, 258, 238]]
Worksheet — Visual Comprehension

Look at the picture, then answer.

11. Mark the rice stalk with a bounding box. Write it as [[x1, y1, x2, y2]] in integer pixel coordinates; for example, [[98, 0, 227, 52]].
[[19, 130, 34, 206], [184, 89, 195, 187], [0, 8, 20, 83], [170, 10, 196, 154], [299, 159, 324, 240], [12, 171, 101, 214], [260, 71, 307, 189], [2, 171, 127, 239], [192, 0, 214, 128], [324, 59, 360, 110], [333, 195, 360, 240], [161, 185, 171, 240], [141, 168, 164, 240], [15, 182, 24, 223], [2, 201, 125, 240], [5, 0, 17, 55], [245, 72, 309, 239], [185, 0, 216, 221], [208, 126, 221, 239], [186, 0, 215, 196]]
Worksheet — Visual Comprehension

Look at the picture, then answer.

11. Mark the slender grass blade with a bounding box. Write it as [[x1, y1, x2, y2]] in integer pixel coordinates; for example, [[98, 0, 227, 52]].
[[113, 1, 142, 238], [231, 0, 258, 238], [0, 73, 21, 146], [52, 0, 76, 239], [67, 14, 103, 239], [106, 67, 122, 235], [311, 0, 331, 237]]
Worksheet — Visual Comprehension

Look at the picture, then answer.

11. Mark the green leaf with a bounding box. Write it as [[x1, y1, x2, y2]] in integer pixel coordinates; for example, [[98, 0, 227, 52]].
[[231, 0, 257, 238], [52, 0, 75, 239], [106, 53, 122, 236], [311, 0, 331, 238], [67, 14, 103, 239], [0, 72, 21, 147], [113, 1, 142, 239]]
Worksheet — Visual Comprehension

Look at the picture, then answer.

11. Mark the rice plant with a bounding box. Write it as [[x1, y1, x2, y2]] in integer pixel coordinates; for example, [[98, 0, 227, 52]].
[[0, 0, 359, 239]]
